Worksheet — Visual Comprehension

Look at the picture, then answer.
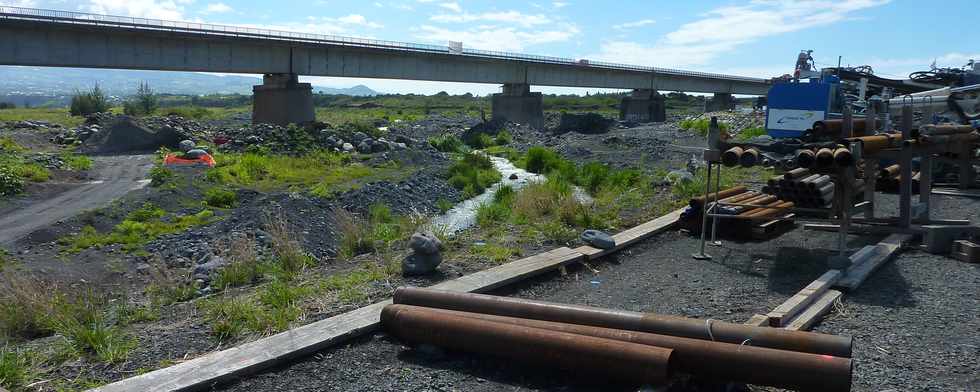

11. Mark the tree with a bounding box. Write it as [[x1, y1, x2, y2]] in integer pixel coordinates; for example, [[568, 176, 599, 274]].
[[124, 81, 159, 116], [0, 102, 16, 109], [69, 84, 110, 116]]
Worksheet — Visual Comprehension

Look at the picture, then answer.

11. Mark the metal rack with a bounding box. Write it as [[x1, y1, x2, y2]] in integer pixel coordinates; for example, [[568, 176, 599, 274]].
[[692, 104, 979, 260]]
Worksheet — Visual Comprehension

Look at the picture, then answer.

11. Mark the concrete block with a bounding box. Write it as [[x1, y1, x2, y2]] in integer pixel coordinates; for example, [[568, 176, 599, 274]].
[[491, 83, 543, 128], [252, 73, 315, 125]]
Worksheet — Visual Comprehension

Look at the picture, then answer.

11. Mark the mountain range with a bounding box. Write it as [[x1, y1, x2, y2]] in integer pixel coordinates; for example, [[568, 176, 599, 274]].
[[0, 66, 378, 97]]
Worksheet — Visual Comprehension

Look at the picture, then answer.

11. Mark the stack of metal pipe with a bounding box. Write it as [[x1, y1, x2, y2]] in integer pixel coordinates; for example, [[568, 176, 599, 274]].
[[384, 287, 853, 391], [763, 168, 835, 208], [721, 146, 762, 168], [915, 124, 979, 146], [794, 146, 855, 169], [876, 164, 920, 192]]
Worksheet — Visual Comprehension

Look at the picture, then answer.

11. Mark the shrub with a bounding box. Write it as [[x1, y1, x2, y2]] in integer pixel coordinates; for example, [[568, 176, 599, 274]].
[[736, 126, 767, 141], [264, 211, 313, 277], [123, 82, 158, 117], [447, 153, 501, 198], [436, 198, 453, 214], [204, 188, 237, 208], [149, 166, 174, 187], [62, 153, 93, 171], [525, 146, 564, 174], [476, 201, 510, 227], [465, 133, 495, 149], [0, 166, 25, 196], [69, 85, 110, 116], [336, 209, 373, 259], [679, 118, 730, 137], [0, 346, 31, 389], [429, 134, 464, 153], [164, 106, 211, 119], [213, 237, 260, 289], [494, 130, 512, 146]]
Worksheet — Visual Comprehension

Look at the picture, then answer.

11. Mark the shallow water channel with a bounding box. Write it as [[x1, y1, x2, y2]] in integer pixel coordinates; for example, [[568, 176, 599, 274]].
[[430, 155, 592, 236]]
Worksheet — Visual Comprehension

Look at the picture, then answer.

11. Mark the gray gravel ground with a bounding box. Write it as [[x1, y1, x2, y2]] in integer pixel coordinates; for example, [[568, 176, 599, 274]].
[[218, 192, 980, 392]]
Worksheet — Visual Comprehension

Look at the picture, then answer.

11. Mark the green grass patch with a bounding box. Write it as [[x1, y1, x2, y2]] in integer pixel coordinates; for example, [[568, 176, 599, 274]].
[[447, 153, 501, 198], [62, 204, 218, 253], [204, 187, 237, 208], [470, 243, 521, 264], [429, 134, 465, 153], [0, 346, 32, 390], [0, 108, 84, 128], [61, 153, 93, 171], [679, 118, 730, 137], [736, 126, 767, 141]]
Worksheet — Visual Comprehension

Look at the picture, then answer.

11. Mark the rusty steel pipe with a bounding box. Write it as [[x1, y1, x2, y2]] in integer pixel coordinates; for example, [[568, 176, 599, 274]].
[[815, 148, 835, 169], [879, 164, 900, 179], [393, 287, 853, 358], [920, 124, 975, 136], [813, 118, 869, 136], [689, 186, 747, 210], [833, 148, 854, 167], [848, 134, 899, 153], [734, 195, 777, 215], [738, 148, 760, 167], [747, 201, 795, 220], [721, 146, 743, 167], [795, 149, 816, 168], [784, 167, 810, 180], [381, 304, 673, 385], [720, 191, 758, 205], [740, 200, 786, 218], [392, 305, 853, 392]]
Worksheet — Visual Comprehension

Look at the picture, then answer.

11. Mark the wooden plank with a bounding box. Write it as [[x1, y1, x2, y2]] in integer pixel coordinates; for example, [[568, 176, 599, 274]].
[[91, 209, 686, 392], [744, 314, 770, 327], [574, 207, 685, 261], [766, 270, 842, 327], [784, 289, 843, 331], [835, 234, 912, 290]]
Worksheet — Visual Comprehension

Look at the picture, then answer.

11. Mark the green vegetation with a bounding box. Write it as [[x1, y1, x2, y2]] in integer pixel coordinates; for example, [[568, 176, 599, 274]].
[[447, 153, 501, 198], [470, 242, 521, 264], [0, 346, 32, 389], [62, 153, 93, 171], [123, 82, 160, 117], [494, 130, 512, 146], [48, 291, 135, 363], [204, 187, 238, 208], [149, 166, 174, 187], [205, 150, 411, 197], [0, 102, 15, 110], [679, 117, 730, 137], [0, 107, 84, 127], [670, 166, 772, 202], [429, 134, 465, 153], [436, 198, 454, 214], [62, 203, 218, 253], [336, 203, 413, 260], [736, 126, 767, 141], [0, 137, 54, 196], [69, 85, 110, 116]]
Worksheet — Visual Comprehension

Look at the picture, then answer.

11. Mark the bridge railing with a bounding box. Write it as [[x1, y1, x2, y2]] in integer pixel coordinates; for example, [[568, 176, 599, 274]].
[[0, 6, 768, 84]]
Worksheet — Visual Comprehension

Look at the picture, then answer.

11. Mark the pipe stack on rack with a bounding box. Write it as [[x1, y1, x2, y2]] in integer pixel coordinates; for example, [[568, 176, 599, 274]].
[[916, 124, 979, 146], [811, 118, 871, 137], [721, 147, 763, 168], [762, 168, 835, 208], [385, 287, 853, 392], [794, 146, 856, 169], [876, 164, 920, 192]]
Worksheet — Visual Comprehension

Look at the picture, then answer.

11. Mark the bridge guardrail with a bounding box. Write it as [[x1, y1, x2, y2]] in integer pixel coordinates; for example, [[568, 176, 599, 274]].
[[0, 6, 768, 84]]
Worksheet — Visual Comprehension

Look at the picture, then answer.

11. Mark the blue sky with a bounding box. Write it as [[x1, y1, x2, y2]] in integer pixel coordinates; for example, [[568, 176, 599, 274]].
[[5, 0, 980, 95]]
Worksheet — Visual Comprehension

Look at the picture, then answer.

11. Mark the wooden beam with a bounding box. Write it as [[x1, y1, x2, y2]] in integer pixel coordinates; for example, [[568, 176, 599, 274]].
[[784, 289, 843, 331], [835, 234, 912, 290], [574, 207, 685, 260], [766, 270, 842, 327], [744, 314, 770, 327], [91, 209, 685, 392]]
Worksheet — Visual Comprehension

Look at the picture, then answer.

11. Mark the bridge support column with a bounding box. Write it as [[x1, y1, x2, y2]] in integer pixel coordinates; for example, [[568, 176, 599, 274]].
[[491, 83, 543, 128], [619, 89, 665, 123], [252, 73, 314, 125], [706, 93, 736, 112]]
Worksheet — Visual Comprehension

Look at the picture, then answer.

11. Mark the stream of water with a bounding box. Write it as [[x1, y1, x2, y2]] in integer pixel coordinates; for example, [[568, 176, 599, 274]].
[[430, 155, 592, 236]]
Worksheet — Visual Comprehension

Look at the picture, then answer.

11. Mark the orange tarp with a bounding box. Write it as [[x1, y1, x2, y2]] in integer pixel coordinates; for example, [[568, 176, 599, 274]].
[[163, 153, 216, 168]]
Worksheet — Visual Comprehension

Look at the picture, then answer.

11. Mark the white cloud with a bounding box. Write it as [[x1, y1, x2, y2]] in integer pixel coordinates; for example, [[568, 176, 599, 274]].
[[203, 2, 232, 13], [552, 1, 568, 8], [430, 10, 552, 28], [415, 24, 579, 52], [84, 0, 189, 20], [4, 0, 38, 7], [335, 14, 383, 28], [613, 19, 655, 30], [438, 1, 461, 13], [592, 0, 891, 70], [857, 52, 980, 78]]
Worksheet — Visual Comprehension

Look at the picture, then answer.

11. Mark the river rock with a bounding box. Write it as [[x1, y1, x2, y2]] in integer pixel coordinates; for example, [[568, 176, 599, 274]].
[[342, 142, 355, 152], [509, 173, 519, 180], [357, 140, 373, 154], [409, 231, 443, 255], [402, 252, 442, 276], [352, 132, 370, 143], [581, 230, 615, 249]]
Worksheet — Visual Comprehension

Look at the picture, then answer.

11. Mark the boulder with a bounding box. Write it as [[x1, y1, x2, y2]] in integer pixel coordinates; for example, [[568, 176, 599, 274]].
[[402, 252, 442, 276], [371, 140, 387, 153], [581, 230, 616, 249], [352, 131, 370, 143], [342, 142, 355, 152], [409, 231, 443, 255], [357, 140, 373, 154]]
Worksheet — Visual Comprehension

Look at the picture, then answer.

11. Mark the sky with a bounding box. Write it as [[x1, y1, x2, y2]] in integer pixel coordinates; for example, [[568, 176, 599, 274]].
[[3, 0, 979, 95]]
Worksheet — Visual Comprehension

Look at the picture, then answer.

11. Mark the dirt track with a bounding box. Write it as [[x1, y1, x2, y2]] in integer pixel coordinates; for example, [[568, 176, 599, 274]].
[[0, 154, 153, 245]]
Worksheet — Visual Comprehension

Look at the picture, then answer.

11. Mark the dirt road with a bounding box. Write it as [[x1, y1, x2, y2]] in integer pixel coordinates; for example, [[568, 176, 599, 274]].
[[0, 154, 153, 245]]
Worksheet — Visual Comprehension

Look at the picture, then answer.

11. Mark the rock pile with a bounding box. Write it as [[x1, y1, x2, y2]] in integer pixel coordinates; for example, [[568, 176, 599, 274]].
[[403, 230, 443, 276]]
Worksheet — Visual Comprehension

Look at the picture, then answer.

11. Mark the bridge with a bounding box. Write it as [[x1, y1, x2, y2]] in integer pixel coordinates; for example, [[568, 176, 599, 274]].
[[0, 6, 772, 126]]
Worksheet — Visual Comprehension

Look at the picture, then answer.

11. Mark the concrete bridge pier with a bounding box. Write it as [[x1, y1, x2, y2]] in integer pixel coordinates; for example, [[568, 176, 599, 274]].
[[491, 83, 543, 128], [706, 92, 736, 112], [619, 89, 665, 123], [252, 73, 315, 125]]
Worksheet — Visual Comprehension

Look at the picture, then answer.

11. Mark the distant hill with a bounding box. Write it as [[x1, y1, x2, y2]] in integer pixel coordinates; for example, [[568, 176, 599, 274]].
[[0, 66, 378, 97]]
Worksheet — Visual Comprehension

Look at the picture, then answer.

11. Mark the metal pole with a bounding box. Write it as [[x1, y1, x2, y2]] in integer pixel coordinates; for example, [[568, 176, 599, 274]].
[[710, 162, 722, 245], [693, 162, 713, 259], [899, 105, 914, 228]]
